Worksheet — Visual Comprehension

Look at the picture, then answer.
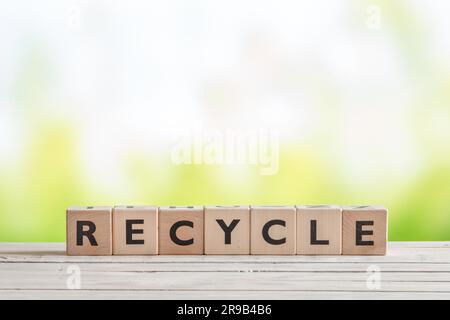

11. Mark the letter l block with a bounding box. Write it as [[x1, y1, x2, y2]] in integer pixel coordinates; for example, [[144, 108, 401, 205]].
[[296, 205, 342, 255]]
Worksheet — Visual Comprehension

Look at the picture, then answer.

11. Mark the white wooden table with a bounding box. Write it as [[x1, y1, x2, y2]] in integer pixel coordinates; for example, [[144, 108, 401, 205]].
[[0, 242, 449, 299]]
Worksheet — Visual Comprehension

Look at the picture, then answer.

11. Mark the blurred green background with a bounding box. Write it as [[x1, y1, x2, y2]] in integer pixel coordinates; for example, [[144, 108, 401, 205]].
[[0, 0, 449, 242]]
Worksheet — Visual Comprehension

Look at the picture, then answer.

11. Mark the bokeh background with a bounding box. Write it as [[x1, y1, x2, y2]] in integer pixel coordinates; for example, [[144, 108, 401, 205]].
[[0, 0, 449, 242]]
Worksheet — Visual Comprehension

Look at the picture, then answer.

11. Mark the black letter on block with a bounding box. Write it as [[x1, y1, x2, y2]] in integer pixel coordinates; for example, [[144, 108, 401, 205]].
[[310, 220, 329, 245], [126, 219, 144, 245], [356, 221, 374, 246], [76, 221, 98, 246], [170, 220, 194, 246], [216, 219, 240, 244], [262, 219, 286, 245]]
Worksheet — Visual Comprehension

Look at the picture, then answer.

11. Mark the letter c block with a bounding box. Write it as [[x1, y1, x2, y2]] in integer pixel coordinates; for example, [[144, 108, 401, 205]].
[[159, 206, 204, 255], [250, 206, 296, 255]]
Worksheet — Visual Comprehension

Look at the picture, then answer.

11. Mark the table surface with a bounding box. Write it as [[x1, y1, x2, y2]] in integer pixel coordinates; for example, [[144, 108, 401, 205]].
[[0, 242, 449, 300]]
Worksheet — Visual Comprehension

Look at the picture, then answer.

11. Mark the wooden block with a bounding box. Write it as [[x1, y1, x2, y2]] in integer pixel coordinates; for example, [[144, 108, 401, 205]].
[[159, 206, 204, 255], [296, 205, 342, 255], [250, 206, 296, 255], [66, 206, 112, 256], [342, 205, 388, 255], [112, 205, 158, 255], [204, 205, 250, 255]]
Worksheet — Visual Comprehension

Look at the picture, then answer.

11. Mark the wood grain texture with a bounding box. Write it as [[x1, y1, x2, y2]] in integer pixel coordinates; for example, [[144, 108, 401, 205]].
[[0, 242, 449, 299], [158, 206, 204, 255], [342, 206, 387, 255], [250, 206, 296, 255], [204, 206, 250, 255], [66, 206, 112, 256], [296, 205, 342, 255], [113, 206, 158, 255]]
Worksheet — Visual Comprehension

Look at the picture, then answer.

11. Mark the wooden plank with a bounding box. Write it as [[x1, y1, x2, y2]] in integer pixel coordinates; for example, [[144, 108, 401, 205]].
[[2, 241, 449, 252], [0, 269, 450, 284], [1, 289, 450, 300], [2, 256, 449, 264], [1, 242, 450, 263], [1, 270, 449, 291], [0, 242, 449, 299], [1, 262, 450, 272]]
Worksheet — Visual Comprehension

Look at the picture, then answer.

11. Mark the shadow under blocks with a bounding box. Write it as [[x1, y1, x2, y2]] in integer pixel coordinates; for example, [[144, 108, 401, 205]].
[[66, 205, 388, 256]]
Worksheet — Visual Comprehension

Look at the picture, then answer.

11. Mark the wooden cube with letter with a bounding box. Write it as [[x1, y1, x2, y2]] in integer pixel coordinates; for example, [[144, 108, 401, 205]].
[[113, 205, 158, 255], [342, 205, 388, 255], [204, 205, 250, 255], [296, 205, 342, 255], [250, 206, 296, 255], [66, 206, 112, 256], [159, 206, 204, 255]]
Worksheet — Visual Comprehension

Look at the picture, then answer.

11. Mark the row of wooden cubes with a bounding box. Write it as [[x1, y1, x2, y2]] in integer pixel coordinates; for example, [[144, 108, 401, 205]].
[[66, 205, 387, 256]]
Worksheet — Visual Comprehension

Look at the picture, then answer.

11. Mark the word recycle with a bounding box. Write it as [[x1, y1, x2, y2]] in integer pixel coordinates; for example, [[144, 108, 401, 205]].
[[66, 205, 387, 255]]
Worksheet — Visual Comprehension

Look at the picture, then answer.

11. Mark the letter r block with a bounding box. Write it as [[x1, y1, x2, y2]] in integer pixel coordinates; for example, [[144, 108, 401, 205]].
[[342, 206, 388, 255], [66, 206, 112, 256], [250, 206, 296, 255], [159, 206, 204, 255], [296, 205, 342, 255], [204, 206, 250, 255], [113, 206, 158, 255]]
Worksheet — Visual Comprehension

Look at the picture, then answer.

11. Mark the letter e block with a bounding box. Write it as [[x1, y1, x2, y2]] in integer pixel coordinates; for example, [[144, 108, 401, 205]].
[[66, 206, 112, 256], [113, 206, 158, 255], [296, 205, 342, 255], [342, 206, 388, 255], [250, 206, 296, 255], [159, 206, 204, 255], [204, 205, 250, 255]]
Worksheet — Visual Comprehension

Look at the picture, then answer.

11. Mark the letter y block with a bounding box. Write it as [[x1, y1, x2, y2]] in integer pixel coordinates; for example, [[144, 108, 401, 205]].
[[204, 206, 250, 255]]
